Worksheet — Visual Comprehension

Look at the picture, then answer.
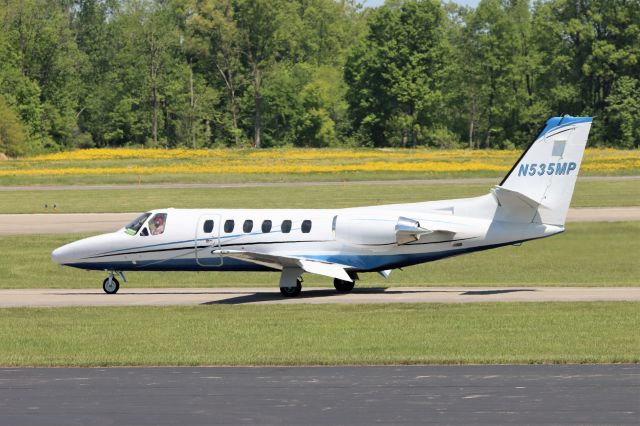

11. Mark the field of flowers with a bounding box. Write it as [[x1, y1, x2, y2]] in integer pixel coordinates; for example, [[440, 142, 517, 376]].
[[0, 148, 638, 181]]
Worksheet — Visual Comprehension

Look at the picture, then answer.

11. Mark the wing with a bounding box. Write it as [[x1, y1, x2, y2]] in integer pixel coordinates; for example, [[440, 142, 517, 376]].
[[213, 249, 353, 282]]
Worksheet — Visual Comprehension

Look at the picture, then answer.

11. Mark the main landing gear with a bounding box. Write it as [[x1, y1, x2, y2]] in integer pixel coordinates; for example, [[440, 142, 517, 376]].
[[334, 272, 358, 293], [102, 271, 126, 294], [279, 268, 303, 297], [333, 278, 355, 293], [280, 279, 302, 297], [278, 268, 359, 297]]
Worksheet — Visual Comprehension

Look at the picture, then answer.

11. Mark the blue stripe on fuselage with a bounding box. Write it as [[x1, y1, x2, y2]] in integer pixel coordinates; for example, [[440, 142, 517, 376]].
[[65, 241, 526, 273]]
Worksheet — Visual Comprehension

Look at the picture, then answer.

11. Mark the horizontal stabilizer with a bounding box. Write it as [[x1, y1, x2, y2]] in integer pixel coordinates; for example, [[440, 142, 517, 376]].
[[491, 186, 541, 223], [492, 186, 541, 209], [214, 249, 353, 282]]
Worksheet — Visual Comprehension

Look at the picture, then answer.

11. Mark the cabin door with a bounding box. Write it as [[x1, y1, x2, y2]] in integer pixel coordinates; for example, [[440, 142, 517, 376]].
[[195, 214, 223, 267]]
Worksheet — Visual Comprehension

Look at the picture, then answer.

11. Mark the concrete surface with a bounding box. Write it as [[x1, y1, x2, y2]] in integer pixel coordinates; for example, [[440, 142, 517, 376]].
[[1, 207, 638, 236], [0, 175, 637, 191], [1, 287, 639, 308]]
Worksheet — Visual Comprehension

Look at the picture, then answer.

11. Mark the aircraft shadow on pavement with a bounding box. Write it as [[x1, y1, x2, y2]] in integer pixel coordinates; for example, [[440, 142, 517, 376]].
[[56, 290, 265, 296], [461, 289, 536, 296], [202, 287, 536, 305]]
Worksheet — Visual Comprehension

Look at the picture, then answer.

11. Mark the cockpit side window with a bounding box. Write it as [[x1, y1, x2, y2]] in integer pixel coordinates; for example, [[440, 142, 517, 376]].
[[125, 213, 151, 236], [148, 213, 168, 235]]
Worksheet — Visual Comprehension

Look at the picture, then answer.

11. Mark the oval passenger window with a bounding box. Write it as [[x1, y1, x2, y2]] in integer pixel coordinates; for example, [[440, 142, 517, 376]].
[[281, 220, 292, 233], [224, 220, 235, 233], [243, 220, 253, 233], [262, 220, 272, 233], [203, 220, 214, 233], [301, 220, 312, 233]]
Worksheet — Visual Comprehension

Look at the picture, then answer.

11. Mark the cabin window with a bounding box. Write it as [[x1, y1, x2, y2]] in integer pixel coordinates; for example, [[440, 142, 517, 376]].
[[203, 220, 214, 233], [224, 219, 235, 233], [301, 220, 312, 233], [243, 220, 254, 233], [262, 220, 272, 233], [148, 213, 167, 235], [125, 212, 151, 236], [281, 220, 292, 233]]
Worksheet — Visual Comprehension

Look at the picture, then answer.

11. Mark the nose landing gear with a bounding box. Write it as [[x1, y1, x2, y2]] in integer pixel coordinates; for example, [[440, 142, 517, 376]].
[[102, 271, 126, 294]]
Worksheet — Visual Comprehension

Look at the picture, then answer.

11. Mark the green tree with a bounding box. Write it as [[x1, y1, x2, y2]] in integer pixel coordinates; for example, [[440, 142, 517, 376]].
[[606, 76, 640, 148], [345, 0, 446, 147], [533, 0, 640, 146], [234, 0, 293, 148], [1, 0, 84, 151], [186, 0, 245, 145], [0, 96, 27, 157]]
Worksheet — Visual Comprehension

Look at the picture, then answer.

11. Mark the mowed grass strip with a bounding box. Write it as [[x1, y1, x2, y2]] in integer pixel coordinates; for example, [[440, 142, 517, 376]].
[[1, 179, 638, 214], [0, 170, 507, 186], [1, 222, 638, 288], [0, 302, 637, 366]]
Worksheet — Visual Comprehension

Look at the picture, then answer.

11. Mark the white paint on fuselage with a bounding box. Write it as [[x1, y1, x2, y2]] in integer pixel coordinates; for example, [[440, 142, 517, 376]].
[[51, 194, 562, 273]]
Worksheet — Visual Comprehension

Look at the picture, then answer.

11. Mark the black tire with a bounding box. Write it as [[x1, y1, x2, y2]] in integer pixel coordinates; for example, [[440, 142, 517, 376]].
[[334, 278, 355, 293], [280, 280, 302, 297], [103, 277, 120, 294]]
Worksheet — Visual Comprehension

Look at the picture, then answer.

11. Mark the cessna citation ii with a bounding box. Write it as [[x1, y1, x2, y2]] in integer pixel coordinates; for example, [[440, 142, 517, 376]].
[[52, 116, 592, 297]]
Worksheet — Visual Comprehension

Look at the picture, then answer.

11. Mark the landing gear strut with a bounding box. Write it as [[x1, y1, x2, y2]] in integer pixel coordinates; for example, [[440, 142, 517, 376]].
[[102, 271, 125, 294]]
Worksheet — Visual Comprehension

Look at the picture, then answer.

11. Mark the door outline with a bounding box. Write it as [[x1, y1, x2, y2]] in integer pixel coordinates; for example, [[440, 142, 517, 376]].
[[195, 214, 223, 267]]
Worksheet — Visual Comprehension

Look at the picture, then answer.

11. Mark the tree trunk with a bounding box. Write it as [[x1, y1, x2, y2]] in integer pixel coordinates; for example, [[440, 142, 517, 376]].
[[217, 61, 239, 146], [252, 66, 262, 148], [150, 31, 158, 146], [410, 106, 417, 148], [151, 78, 158, 145], [468, 96, 476, 149], [189, 61, 196, 149]]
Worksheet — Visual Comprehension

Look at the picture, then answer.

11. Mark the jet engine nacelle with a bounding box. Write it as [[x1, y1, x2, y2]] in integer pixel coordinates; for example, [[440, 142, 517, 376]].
[[334, 214, 431, 247]]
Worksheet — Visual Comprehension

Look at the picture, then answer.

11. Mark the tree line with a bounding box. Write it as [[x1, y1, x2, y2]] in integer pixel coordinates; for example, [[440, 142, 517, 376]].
[[0, 0, 638, 156]]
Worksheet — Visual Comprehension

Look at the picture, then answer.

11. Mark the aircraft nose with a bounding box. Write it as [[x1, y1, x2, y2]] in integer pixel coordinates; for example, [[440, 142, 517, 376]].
[[51, 244, 73, 265]]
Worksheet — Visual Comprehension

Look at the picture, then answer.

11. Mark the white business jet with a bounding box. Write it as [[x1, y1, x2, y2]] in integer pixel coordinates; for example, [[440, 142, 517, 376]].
[[52, 116, 592, 297]]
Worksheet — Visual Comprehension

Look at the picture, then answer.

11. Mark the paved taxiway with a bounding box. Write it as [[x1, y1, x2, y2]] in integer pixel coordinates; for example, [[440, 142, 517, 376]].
[[1, 365, 637, 425], [1, 206, 638, 235], [2, 286, 639, 307], [0, 174, 636, 191]]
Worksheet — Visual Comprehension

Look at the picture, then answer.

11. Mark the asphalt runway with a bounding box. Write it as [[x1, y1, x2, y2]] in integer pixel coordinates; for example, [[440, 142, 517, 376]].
[[1, 287, 639, 307], [0, 365, 637, 425], [1, 206, 638, 235]]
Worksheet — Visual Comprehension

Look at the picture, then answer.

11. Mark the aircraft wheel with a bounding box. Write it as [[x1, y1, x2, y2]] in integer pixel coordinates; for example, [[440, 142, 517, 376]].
[[280, 280, 302, 297], [334, 278, 355, 293], [103, 277, 120, 294]]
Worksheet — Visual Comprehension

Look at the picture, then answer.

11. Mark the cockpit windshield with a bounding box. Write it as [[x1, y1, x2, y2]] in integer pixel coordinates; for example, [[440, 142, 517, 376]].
[[125, 213, 151, 235]]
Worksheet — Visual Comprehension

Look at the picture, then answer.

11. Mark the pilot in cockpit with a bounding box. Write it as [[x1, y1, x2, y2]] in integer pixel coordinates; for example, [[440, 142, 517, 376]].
[[149, 213, 166, 235]]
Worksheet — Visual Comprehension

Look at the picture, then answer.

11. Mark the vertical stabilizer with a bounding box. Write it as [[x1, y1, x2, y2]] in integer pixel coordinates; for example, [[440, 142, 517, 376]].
[[499, 116, 593, 226]]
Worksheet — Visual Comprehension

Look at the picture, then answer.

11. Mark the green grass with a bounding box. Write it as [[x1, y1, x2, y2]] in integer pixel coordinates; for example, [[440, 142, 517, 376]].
[[1, 222, 637, 289], [1, 179, 638, 214], [0, 302, 637, 366], [0, 170, 508, 186], [3, 170, 638, 187]]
